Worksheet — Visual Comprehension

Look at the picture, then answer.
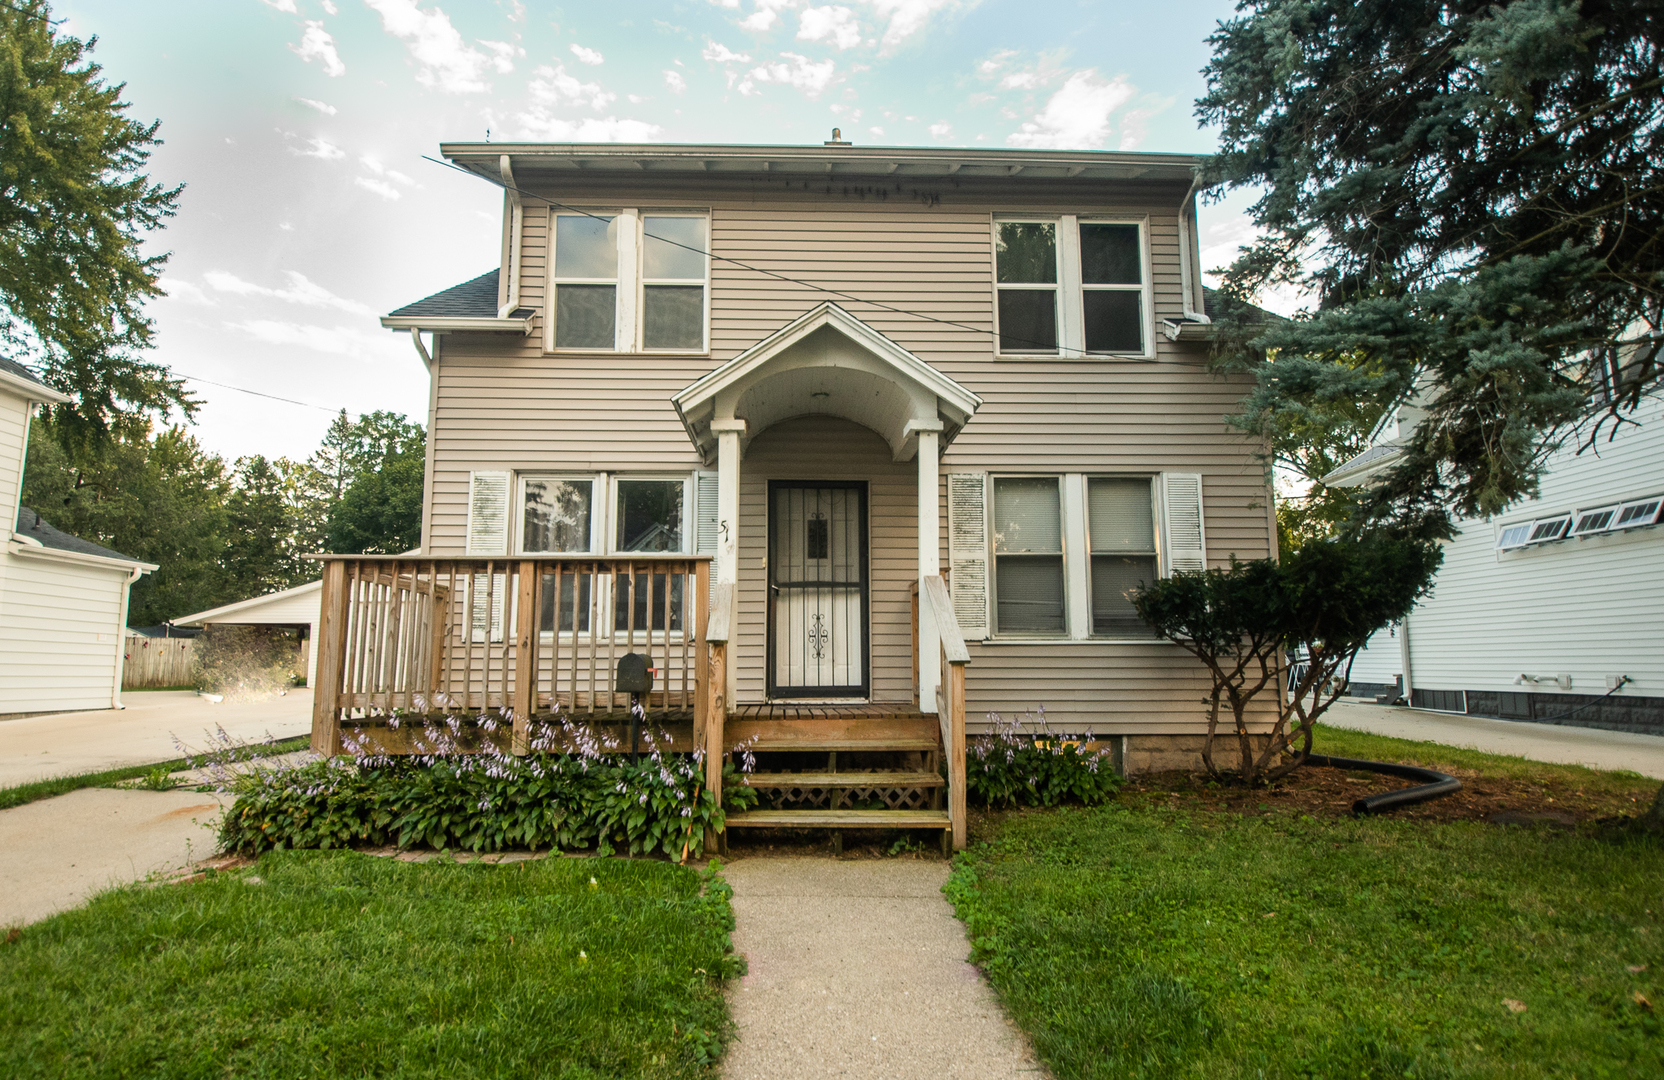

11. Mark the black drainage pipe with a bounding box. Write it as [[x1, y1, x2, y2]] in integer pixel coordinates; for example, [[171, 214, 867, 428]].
[[1305, 754, 1462, 816]]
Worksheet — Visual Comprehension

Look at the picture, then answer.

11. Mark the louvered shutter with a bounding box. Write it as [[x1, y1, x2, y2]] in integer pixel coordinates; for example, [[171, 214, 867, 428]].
[[947, 472, 989, 640], [466, 471, 511, 555], [469, 572, 506, 644], [694, 471, 719, 602], [1160, 472, 1206, 575]]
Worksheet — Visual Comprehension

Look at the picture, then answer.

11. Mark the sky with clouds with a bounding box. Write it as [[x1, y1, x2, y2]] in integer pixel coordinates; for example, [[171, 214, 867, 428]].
[[54, 0, 1257, 462]]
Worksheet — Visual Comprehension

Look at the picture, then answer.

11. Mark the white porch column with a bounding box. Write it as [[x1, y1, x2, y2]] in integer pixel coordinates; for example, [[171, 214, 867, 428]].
[[711, 419, 746, 587], [915, 423, 942, 713]]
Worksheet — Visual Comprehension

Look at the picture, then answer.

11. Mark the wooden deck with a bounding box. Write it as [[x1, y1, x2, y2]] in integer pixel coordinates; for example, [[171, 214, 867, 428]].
[[728, 702, 927, 721]]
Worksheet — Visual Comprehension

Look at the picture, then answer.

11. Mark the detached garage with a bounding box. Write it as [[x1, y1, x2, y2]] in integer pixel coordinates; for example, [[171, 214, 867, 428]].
[[173, 580, 322, 687]]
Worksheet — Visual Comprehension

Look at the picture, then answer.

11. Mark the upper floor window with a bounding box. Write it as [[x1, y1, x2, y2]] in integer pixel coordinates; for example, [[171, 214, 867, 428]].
[[993, 215, 1149, 359], [548, 210, 709, 353]]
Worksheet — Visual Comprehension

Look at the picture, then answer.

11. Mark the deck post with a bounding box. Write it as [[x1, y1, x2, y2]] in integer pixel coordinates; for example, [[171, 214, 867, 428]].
[[704, 582, 732, 855], [511, 561, 537, 755], [947, 660, 967, 850], [310, 559, 349, 757]]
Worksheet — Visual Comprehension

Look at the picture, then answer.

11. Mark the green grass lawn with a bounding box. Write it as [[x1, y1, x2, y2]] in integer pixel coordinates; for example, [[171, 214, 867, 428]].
[[1, 851, 740, 1079], [949, 731, 1664, 1080]]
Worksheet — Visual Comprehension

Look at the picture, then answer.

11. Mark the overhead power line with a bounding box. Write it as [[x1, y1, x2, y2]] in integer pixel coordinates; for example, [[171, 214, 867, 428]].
[[171, 371, 342, 414]]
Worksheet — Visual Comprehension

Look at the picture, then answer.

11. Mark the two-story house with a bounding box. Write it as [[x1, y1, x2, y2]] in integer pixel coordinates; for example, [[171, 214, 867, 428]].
[[311, 141, 1278, 847]]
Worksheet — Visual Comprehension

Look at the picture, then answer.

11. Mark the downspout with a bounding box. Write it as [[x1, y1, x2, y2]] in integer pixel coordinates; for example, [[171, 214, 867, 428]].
[[1178, 173, 1211, 325], [1398, 613, 1415, 708], [409, 327, 432, 370], [497, 154, 523, 319], [111, 564, 145, 709]]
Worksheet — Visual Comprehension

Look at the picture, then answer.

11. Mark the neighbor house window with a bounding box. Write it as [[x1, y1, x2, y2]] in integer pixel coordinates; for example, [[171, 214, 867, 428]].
[[1087, 477, 1157, 636], [548, 210, 709, 352], [641, 216, 708, 351], [551, 215, 618, 350], [992, 476, 1065, 635], [992, 215, 1150, 358], [994, 221, 1060, 353]]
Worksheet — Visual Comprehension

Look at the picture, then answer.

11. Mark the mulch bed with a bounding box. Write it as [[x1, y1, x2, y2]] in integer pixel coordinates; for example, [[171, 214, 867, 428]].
[[1123, 764, 1650, 826]]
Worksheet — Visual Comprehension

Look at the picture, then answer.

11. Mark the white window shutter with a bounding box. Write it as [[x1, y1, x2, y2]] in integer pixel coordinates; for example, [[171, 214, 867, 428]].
[[469, 573, 506, 644], [947, 472, 990, 640], [466, 471, 511, 555], [1160, 472, 1206, 575], [694, 471, 720, 602]]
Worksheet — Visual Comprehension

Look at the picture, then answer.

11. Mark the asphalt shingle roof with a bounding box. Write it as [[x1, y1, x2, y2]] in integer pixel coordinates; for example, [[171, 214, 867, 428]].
[[14, 506, 146, 564], [387, 269, 531, 320], [0, 355, 54, 390]]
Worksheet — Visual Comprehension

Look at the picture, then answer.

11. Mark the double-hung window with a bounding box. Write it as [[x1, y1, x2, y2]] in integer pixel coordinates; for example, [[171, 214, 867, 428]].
[[992, 215, 1150, 358], [548, 210, 709, 353], [613, 478, 686, 632], [991, 476, 1066, 635], [1087, 477, 1158, 635], [521, 476, 596, 632]]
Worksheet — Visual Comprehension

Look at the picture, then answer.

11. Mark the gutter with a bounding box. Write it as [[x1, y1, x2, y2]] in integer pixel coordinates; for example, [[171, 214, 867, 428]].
[[379, 313, 535, 335], [409, 328, 432, 371], [7, 538, 158, 573], [0, 367, 71, 405]]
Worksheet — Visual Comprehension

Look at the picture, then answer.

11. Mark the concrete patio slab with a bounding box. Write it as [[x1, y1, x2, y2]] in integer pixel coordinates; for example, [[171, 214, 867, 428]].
[[1324, 701, 1664, 779], [0, 787, 228, 927], [720, 856, 1045, 1080], [0, 689, 311, 788]]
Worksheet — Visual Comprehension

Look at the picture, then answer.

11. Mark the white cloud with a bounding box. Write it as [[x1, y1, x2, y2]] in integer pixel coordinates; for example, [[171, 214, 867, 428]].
[[289, 21, 345, 77], [363, 0, 499, 93], [321, 0, 338, 12], [513, 115, 664, 141], [977, 49, 1016, 76], [294, 96, 337, 115], [870, 0, 959, 51], [869, 125, 884, 136], [225, 319, 386, 358], [928, 120, 951, 138], [748, 52, 836, 99], [1006, 69, 1135, 150], [701, 41, 751, 63], [355, 177, 403, 200], [570, 43, 604, 65], [204, 270, 373, 316], [289, 136, 345, 160], [664, 69, 687, 93], [999, 71, 1040, 90], [259, 0, 298, 11], [479, 39, 523, 74], [528, 63, 615, 109], [163, 279, 213, 305], [797, 5, 861, 50], [708, 0, 740, 7], [359, 155, 416, 186], [506, 0, 525, 20]]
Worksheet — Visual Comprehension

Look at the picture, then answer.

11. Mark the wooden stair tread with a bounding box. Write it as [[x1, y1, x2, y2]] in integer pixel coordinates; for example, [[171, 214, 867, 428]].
[[741, 771, 944, 788], [725, 809, 952, 828], [745, 738, 939, 752]]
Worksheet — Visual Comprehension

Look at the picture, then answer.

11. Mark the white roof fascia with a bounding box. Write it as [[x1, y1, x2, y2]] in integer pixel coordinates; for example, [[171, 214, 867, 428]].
[[6, 539, 158, 573], [1320, 444, 1406, 489], [0, 368, 71, 404], [172, 579, 323, 627], [379, 314, 534, 335]]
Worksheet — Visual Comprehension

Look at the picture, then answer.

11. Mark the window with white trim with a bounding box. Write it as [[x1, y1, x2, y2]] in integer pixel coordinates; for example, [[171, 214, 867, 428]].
[[548, 210, 709, 353], [992, 215, 1150, 358], [1087, 477, 1158, 636], [991, 476, 1066, 635]]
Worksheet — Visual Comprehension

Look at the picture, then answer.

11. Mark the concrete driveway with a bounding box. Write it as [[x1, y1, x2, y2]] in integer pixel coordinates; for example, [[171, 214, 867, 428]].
[[0, 689, 312, 788], [1323, 701, 1664, 779]]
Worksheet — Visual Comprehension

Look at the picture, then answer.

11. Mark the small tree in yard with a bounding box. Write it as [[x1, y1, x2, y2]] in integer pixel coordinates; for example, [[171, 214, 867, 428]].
[[1133, 533, 1441, 785]]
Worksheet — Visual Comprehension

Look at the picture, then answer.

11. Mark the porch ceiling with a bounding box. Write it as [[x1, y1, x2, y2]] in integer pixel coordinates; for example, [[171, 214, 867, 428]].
[[671, 302, 982, 463]]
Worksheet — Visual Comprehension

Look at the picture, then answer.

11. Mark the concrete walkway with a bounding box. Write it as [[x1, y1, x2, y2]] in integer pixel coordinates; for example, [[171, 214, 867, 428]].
[[721, 857, 1044, 1080], [0, 787, 228, 926], [1324, 701, 1664, 779], [0, 689, 312, 788]]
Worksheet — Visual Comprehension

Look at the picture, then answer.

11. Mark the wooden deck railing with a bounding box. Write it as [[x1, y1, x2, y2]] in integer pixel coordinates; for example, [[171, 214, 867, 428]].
[[702, 582, 732, 854], [309, 555, 712, 757], [920, 574, 969, 849]]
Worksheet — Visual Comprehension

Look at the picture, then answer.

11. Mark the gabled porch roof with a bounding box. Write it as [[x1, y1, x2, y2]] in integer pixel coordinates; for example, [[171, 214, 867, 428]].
[[671, 302, 982, 463]]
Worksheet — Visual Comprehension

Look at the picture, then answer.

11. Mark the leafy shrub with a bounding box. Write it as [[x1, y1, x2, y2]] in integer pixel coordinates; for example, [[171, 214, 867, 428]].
[[966, 707, 1121, 809], [219, 712, 759, 858], [193, 624, 302, 697]]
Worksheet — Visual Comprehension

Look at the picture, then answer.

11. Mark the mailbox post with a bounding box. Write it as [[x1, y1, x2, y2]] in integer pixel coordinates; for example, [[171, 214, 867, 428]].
[[615, 652, 653, 760]]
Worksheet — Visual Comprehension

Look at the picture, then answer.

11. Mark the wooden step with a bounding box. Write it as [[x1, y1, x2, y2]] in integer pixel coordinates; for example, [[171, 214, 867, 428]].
[[741, 771, 944, 788], [745, 737, 939, 752], [724, 809, 952, 829]]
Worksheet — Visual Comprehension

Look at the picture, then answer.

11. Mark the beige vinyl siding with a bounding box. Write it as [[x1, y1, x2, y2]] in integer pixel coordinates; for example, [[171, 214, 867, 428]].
[[0, 553, 129, 714], [734, 416, 916, 704], [422, 179, 1276, 729]]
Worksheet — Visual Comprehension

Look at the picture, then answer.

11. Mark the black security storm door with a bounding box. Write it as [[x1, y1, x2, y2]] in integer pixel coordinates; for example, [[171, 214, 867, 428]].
[[767, 481, 869, 698]]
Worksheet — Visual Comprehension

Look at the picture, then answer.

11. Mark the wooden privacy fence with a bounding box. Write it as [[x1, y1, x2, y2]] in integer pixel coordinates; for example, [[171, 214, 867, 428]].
[[122, 635, 196, 689], [310, 555, 713, 757]]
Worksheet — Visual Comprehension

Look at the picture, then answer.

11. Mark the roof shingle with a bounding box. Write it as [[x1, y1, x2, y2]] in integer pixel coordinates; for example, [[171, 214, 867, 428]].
[[387, 269, 508, 319], [14, 506, 147, 564]]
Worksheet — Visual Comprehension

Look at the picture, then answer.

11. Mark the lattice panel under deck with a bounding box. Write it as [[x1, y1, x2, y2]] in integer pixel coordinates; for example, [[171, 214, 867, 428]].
[[763, 785, 934, 811]]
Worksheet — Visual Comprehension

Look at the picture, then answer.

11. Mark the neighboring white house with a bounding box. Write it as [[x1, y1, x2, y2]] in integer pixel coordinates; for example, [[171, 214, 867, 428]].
[[173, 580, 322, 687], [1328, 394, 1664, 736], [0, 357, 157, 718]]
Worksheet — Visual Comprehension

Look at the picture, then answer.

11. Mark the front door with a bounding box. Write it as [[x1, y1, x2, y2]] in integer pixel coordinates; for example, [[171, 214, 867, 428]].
[[768, 481, 869, 698]]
